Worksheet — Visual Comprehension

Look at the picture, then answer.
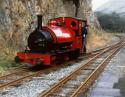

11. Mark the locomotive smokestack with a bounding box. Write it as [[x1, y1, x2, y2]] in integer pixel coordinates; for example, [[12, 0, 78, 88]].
[[37, 15, 42, 30]]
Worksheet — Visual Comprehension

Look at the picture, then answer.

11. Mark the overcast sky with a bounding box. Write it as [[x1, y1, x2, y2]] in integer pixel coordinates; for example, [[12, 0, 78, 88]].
[[92, 0, 110, 10]]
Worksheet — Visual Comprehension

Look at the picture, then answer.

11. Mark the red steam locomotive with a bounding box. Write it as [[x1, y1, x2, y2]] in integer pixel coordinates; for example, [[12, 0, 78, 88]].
[[15, 15, 87, 66]]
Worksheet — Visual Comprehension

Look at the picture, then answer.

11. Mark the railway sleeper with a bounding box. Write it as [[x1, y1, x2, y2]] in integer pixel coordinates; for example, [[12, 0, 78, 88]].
[[75, 76, 87, 82], [48, 94, 69, 97], [50, 88, 76, 97], [0, 80, 8, 84], [80, 70, 92, 75], [61, 84, 78, 88], [84, 66, 97, 70]]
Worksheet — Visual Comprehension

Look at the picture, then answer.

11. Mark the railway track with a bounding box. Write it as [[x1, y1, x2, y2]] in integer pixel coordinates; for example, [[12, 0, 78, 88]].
[[0, 53, 98, 91], [38, 39, 125, 97], [83, 40, 121, 59], [0, 54, 94, 91], [0, 38, 123, 93], [0, 66, 45, 90]]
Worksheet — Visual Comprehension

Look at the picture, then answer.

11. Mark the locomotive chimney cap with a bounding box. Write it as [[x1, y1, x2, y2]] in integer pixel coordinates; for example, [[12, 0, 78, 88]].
[[35, 5, 41, 15]]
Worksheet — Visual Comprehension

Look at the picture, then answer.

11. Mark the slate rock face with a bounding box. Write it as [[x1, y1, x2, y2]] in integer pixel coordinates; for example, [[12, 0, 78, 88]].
[[0, 0, 92, 49]]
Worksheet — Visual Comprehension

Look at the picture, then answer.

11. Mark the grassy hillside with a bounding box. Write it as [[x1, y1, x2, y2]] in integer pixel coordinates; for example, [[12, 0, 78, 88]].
[[87, 27, 112, 51], [0, 46, 17, 75]]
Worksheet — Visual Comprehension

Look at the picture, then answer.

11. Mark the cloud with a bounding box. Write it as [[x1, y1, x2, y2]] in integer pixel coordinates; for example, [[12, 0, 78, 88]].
[[92, 0, 109, 10]]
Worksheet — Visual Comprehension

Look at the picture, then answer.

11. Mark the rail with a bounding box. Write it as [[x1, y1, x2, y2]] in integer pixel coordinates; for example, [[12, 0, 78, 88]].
[[38, 39, 124, 97]]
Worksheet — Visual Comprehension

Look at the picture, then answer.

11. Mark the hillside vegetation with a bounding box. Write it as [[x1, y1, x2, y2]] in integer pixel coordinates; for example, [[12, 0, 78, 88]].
[[87, 27, 112, 51], [96, 12, 125, 33]]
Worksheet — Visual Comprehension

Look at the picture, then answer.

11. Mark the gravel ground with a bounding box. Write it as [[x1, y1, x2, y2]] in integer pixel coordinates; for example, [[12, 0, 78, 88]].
[[0, 59, 90, 97]]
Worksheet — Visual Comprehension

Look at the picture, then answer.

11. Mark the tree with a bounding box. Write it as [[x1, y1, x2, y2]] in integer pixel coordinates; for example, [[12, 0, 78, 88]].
[[96, 12, 125, 33]]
